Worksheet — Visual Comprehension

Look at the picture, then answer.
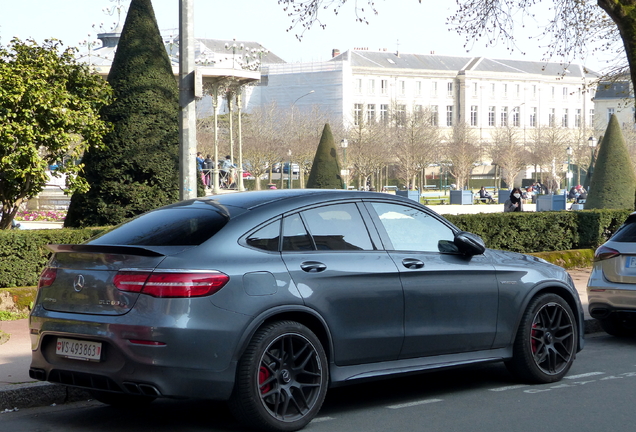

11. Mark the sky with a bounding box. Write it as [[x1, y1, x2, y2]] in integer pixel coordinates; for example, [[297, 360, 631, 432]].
[[0, 0, 618, 72]]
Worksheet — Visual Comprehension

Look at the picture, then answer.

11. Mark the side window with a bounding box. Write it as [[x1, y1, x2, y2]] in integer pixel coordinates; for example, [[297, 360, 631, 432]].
[[282, 214, 314, 251], [301, 203, 374, 251], [369, 202, 456, 253], [246, 220, 280, 251]]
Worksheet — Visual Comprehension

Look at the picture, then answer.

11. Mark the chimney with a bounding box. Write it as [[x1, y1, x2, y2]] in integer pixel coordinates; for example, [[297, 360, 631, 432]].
[[332, 48, 341, 58]]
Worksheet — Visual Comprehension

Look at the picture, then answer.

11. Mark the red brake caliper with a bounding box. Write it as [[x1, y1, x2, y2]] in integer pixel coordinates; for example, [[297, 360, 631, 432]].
[[259, 366, 272, 394], [531, 323, 539, 353]]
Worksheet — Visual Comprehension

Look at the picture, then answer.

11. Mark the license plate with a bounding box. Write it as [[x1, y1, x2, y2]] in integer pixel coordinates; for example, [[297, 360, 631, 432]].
[[628, 257, 636, 268], [56, 338, 102, 361]]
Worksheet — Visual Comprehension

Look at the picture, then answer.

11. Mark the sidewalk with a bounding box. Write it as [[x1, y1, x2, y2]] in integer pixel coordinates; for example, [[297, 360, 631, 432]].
[[0, 267, 597, 411]]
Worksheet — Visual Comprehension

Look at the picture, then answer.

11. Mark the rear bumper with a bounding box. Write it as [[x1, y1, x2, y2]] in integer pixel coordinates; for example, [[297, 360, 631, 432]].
[[587, 267, 636, 319], [28, 307, 247, 401]]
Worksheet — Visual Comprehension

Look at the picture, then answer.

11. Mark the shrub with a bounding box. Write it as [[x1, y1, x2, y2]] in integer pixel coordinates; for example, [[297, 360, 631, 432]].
[[306, 123, 343, 189]]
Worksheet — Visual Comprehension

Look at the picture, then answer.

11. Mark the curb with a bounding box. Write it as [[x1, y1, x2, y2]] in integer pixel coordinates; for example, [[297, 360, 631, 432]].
[[0, 318, 604, 412], [0, 381, 91, 412]]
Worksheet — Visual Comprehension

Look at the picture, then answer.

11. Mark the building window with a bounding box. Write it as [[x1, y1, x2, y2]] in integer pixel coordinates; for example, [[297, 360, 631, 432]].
[[488, 106, 496, 126], [414, 105, 423, 121], [397, 104, 406, 126], [589, 109, 594, 127], [431, 81, 438, 97], [470, 106, 478, 126], [530, 107, 537, 127], [447, 82, 453, 97], [551, 86, 556, 100], [354, 103, 363, 126], [575, 108, 581, 128], [368, 79, 375, 95], [367, 104, 376, 122], [500, 106, 508, 126], [549, 108, 556, 127], [490, 83, 496, 98], [515, 84, 521, 99], [381, 79, 388, 95], [430, 105, 439, 126], [532, 85, 537, 99], [562, 108, 569, 127], [608, 107, 615, 122], [380, 104, 389, 123], [473, 82, 478, 97], [416, 81, 422, 96], [446, 105, 453, 126], [399, 80, 406, 96], [355, 78, 363, 94], [502, 84, 508, 98], [563, 87, 568, 100], [512, 106, 520, 127]]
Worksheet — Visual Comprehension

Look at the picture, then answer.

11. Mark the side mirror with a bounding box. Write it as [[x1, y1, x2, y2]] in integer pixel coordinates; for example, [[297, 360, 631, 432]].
[[454, 231, 486, 256]]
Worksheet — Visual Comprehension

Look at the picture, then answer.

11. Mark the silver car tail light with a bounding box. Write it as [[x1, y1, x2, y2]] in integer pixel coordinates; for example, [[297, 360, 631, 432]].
[[114, 270, 229, 298], [594, 245, 621, 262]]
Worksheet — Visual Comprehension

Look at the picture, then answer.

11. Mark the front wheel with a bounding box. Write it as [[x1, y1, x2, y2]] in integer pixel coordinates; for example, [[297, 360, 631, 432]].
[[229, 321, 328, 432], [506, 293, 577, 383]]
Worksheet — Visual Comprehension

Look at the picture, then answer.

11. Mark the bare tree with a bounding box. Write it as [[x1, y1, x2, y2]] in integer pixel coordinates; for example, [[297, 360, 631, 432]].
[[528, 125, 571, 192], [489, 126, 531, 188], [444, 122, 481, 189], [346, 116, 392, 190], [241, 103, 284, 190], [392, 106, 441, 189]]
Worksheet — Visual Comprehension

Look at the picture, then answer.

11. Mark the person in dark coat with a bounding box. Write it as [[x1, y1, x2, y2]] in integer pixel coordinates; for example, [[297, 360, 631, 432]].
[[505, 187, 524, 212]]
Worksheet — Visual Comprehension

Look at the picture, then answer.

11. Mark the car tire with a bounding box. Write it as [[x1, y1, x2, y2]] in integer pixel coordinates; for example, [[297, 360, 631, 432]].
[[229, 321, 328, 432], [598, 313, 636, 337], [89, 390, 156, 406], [506, 293, 577, 383]]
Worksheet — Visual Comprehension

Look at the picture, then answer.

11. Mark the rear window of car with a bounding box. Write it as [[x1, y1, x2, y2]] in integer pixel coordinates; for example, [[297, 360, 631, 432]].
[[89, 208, 228, 246], [611, 218, 636, 242]]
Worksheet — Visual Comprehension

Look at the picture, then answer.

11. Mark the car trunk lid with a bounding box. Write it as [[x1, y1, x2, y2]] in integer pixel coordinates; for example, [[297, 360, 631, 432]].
[[39, 245, 168, 316]]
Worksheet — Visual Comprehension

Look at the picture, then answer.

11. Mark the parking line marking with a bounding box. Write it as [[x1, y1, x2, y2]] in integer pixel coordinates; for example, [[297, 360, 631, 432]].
[[489, 385, 528, 392], [387, 399, 443, 409], [311, 417, 335, 423], [565, 372, 605, 379]]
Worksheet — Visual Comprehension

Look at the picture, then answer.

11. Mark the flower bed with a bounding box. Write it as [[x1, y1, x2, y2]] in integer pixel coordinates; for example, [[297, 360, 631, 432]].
[[15, 210, 67, 222]]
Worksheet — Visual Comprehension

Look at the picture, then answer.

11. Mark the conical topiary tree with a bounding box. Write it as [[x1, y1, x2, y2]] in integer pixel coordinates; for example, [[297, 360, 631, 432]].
[[65, 0, 179, 227], [585, 114, 636, 210], [306, 123, 343, 189]]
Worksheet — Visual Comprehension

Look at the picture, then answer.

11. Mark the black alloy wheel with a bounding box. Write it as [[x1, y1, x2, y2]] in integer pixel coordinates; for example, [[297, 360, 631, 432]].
[[230, 321, 328, 432], [506, 293, 576, 383]]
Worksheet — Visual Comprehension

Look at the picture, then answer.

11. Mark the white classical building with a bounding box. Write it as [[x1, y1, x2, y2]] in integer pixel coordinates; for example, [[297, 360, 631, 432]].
[[251, 49, 599, 143], [592, 79, 634, 131]]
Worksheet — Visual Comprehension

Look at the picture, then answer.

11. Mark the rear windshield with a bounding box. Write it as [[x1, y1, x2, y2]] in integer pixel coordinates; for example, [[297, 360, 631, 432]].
[[611, 217, 636, 242], [89, 208, 229, 246]]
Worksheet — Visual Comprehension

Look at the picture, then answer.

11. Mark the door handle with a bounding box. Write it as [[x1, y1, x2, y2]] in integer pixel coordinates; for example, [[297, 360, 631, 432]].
[[300, 261, 327, 273], [402, 258, 424, 269]]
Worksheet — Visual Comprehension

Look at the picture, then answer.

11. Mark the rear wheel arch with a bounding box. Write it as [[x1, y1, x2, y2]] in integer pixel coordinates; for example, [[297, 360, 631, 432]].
[[236, 308, 333, 365]]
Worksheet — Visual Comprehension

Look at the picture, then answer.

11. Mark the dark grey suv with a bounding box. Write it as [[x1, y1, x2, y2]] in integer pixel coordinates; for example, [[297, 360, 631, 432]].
[[30, 190, 584, 431]]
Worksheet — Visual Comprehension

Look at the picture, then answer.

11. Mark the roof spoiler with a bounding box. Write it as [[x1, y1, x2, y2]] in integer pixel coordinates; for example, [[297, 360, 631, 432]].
[[46, 244, 165, 257]]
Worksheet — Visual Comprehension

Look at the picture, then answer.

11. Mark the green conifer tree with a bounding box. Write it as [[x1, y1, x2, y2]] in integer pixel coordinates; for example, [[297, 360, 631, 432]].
[[65, 0, 179, 227], [585, 115, 636, 210], [306, 123, 343, 189]]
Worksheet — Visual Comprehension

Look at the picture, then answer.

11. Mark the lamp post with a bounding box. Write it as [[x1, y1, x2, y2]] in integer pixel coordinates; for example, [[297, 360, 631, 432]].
[[340, 139, 348, 189], [585, 136, 597, 189], [287, 149, 292, 189], [566, 146, 573, 192]]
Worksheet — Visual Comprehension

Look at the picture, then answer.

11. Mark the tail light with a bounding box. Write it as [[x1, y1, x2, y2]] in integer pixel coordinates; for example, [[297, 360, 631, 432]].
[[38, 267, 57, 288], [114, 271, 229, 298], [594, 246, 621, 261]]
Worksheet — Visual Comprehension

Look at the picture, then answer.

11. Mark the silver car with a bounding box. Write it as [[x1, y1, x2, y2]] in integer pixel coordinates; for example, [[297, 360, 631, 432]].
[[30, 190, 584, 431], [588, 211, 636, 336]]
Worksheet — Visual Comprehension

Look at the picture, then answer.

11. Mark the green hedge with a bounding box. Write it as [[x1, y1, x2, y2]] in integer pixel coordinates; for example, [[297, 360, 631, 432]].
[[0, 228, 105, 288], [445, 209, 632, 253], [0, 209, 632, 289]]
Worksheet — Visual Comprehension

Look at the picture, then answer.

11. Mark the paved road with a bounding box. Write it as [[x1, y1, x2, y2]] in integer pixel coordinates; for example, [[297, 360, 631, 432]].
[[2, 333, 635, 432]]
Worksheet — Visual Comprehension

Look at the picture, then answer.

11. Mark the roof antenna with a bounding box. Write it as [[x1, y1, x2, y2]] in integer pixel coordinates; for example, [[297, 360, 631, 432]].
[[396, 39, 400, 58]]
